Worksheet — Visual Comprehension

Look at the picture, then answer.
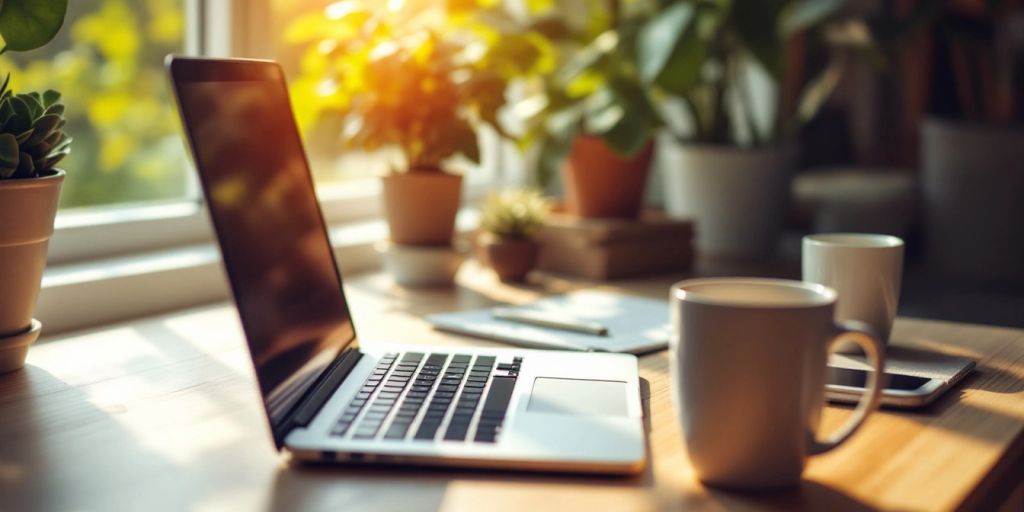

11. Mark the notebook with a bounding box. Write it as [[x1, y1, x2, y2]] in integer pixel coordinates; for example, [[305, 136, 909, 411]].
[[426, 291, 671, 354]]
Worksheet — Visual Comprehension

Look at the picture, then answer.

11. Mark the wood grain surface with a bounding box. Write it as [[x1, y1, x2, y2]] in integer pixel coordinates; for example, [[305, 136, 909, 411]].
[[1, 262, 1021, 511]]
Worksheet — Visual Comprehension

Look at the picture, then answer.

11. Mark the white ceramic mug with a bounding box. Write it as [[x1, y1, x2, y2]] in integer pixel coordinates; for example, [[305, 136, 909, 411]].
[[802, 233, 904, 349], [670, 278, 885, 490]]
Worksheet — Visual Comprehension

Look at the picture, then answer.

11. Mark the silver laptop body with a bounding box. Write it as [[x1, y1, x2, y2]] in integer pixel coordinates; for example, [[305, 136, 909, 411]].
[[167, 56, 645, 474]]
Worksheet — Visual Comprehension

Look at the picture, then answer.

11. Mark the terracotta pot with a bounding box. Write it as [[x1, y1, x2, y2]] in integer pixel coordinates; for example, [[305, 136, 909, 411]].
[[381, 171, 462, 246], [561, 135, 654, 219], [478, 233, 540, 282], [0, 170, 64, 340], [0, 319, 41, 373]]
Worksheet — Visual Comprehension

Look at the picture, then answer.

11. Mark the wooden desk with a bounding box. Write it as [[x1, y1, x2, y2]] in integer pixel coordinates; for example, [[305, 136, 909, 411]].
[[2, 264, 1023, 511]]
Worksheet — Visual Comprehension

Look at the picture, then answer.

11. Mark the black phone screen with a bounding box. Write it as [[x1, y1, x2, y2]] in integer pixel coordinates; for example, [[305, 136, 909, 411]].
[[827, 366, 934, 391]]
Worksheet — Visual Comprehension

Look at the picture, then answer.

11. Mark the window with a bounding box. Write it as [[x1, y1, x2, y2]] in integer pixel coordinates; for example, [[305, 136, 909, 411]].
[[33, 0, 507, 335], [3, 0, 502, 226], [1, 0, 190, 211], [30, 0, 391, 265]]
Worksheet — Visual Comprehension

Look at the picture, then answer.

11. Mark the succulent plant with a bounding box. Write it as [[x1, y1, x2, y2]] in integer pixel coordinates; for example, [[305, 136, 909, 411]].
[[480, 189, 552, 239], [0, 74, 70, 179]]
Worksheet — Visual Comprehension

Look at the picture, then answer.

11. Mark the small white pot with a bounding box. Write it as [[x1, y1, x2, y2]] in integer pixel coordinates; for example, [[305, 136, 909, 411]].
[[658, 133, 796, 259], [921, 119, 1024, 285], [377, 241, 466, 287]]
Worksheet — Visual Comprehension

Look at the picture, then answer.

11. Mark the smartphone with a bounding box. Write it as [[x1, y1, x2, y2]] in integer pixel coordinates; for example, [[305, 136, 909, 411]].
[[826, 366, 957, 408]]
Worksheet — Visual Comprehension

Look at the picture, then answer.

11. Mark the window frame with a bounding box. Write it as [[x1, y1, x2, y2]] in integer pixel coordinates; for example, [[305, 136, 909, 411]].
[[38, 0, 509, 336], [47, 0, 394, 264]]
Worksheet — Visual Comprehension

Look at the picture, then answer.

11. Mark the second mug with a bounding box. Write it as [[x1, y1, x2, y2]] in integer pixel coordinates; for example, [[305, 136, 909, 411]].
[[803, 233, 904, 349]]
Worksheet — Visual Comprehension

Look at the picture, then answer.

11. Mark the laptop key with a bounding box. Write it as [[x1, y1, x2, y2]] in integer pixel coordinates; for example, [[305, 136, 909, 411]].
[[415, 423, 441, 440], [470, 375, 517, 443], [444, 424, 470, 441]]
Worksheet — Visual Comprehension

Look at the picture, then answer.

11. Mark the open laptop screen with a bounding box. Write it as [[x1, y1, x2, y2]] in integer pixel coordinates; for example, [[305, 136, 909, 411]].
[[168, 58, 357, 432]]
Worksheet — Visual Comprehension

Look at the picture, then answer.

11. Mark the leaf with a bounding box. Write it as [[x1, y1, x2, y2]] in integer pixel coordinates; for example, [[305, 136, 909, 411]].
[[582, 87, 622, 135], [0, 133, 18, 178], [47, 135, 71, 157], [41, 130, 62, 148], [42, 89, 60, 108], [544, 105, 583, 141], [652, 24, 707, 94], [781, 0, 846, 35], [450, 121, 480, 164], [796, 57, 844, 124], [734, 0, 785, 77], [564, 69, 606, 98], [19, 92, 43, 118], [0, 99, 13, 127], [597, 82, 656, 156], [26, 114, 60, 145], [636, 2, 697, 85], [15, 128, 33, 144], [556, 30, 618, 88], [6, 97, 31, 133], [0, 0, 68, 52], [14, 150, 34, 178]]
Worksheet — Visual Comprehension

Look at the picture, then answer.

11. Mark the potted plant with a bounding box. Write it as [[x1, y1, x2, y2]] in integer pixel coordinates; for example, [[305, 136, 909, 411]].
[[478, 188, 551, 282], [288, 2, 542, 285], [637, 0, 868, 259], [516, 1, 662, 219], [0, 0, 71, 372], [909, 1, 1024, 285]]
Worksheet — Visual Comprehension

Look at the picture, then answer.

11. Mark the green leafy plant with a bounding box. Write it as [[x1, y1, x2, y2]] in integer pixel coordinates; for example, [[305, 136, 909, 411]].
[[0, 77, 68, 178], [480, 188, 551, 239], [637, 0, 873, 146], [515, 0, 664, 184], [0, 0, 68, 54], [0, 0, 69, 180], [288, 1, 547, 173]]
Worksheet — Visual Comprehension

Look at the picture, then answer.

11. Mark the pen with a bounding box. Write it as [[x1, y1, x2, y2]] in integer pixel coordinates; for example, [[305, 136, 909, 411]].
[[492, 308, 610, 336]]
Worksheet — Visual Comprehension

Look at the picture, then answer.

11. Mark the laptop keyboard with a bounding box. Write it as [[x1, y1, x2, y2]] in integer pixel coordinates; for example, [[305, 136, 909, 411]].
[[330, 352, 522, 444]]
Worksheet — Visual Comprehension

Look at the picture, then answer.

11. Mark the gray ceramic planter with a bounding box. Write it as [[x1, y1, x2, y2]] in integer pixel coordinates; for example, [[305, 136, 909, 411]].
[[921, 119, 1024, 285]]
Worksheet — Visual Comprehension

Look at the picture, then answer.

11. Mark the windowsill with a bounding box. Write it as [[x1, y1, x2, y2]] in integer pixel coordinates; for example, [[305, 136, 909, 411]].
[[37, 209, 480, 336]]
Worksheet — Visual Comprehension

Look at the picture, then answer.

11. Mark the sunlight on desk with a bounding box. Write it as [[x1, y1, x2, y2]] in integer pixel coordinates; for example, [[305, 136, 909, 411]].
[[1, 270, 1022, 511]]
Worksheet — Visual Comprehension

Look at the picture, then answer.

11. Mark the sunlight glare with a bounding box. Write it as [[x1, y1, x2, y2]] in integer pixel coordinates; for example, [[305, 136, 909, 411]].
[[325, 0, 360, 20]]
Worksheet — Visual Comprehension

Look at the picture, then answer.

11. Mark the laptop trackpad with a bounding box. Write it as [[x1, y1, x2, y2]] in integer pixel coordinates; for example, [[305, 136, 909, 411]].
[[527, 377, 628, 416]]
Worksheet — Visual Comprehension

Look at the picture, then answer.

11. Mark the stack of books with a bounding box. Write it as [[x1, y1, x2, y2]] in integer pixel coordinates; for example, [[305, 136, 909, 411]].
[[535, 210, 694, 279]]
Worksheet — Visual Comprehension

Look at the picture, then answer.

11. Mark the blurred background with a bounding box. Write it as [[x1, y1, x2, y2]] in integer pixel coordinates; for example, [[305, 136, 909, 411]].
[[8, 0, 1022, 326]]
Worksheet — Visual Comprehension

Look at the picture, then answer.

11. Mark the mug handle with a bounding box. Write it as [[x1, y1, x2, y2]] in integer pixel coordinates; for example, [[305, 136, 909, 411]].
[[808, 320, 887, 455]]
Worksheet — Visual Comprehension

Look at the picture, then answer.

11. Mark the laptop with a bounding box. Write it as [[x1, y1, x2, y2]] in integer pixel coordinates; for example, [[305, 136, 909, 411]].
[[166, 56, 646, 474]]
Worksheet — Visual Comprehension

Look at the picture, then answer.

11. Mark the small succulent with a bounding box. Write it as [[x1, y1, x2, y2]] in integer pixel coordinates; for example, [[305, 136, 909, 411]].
[[480, 189, 552, 239], [0, 75, 70, 179]]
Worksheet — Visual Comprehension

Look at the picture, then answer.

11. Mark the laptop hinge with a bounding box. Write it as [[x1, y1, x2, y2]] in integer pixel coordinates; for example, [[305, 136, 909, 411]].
[[274, 348, 363, 445]]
